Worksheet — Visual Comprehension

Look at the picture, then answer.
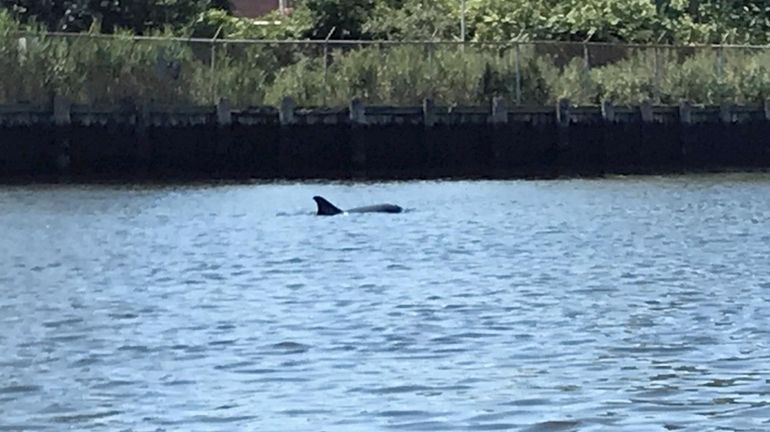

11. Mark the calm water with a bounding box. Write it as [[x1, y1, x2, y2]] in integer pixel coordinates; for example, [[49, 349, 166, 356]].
[[2, 176, 770, 432]]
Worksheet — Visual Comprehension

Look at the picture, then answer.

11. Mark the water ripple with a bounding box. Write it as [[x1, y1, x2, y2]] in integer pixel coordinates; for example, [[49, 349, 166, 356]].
[[1, 176, 770, 431]]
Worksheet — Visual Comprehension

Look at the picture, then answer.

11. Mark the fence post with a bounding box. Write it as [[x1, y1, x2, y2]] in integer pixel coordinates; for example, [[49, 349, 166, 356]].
[[323, 42, 329, 85], [716, 46, 724, 83], [324, 26, 337, 85], [460, 0, 467, 42], [427, 42, 434, 72], [210, 26, 224, 104], [653, 47, 661, 103], [322, 27, 336, 106], [514, 43, 522, 105], [210, 44, 216, 103]]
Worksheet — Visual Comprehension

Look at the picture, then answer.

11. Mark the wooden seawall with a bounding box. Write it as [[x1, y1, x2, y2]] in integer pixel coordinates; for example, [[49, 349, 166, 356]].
[[1, 96, 770, 181]]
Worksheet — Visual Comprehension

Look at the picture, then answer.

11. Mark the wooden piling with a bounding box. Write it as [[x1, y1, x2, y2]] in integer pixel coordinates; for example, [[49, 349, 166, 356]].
[[764, 99, 770, 121], [491, 97, 508, 124], [423, 98, 436, 128], [601, 100, 615, 123], [52, 95, 71, 173], [350, 97, 367, 125], [679, 101, 692, 125], [640, 100, 654, 123], [279, 96, 296, 126], [719, 102, 733, 123], [216, 98, 232, 160], [53, 95, 71, 126], [679, 100, 693, 166], [217, 98, 232, 126], [556, 98, 571, 129], [350, 97, 367, 173]]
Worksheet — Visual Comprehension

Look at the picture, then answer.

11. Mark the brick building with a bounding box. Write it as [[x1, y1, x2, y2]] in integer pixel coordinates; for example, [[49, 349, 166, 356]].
[[230, 0, 289, 17]]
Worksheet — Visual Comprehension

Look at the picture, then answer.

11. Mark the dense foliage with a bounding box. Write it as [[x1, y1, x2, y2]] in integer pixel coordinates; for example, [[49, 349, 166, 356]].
[[1, 0, 228, 34], [263, 0, 770, 44], [3, 0, 770, 44], [3, 1, 770, 108]]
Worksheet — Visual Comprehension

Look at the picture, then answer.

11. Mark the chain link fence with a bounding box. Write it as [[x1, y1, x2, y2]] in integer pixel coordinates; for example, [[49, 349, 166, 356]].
[[2, 32, 770, 107]]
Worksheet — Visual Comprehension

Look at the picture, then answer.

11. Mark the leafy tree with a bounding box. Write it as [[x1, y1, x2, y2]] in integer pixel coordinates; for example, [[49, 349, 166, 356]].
[[1, 0, 70, 30], [547, 0, 665, 42], [692, 0, 770, 43], [466, 0, 770, 43], [210, 0, 231, 11], [4, 0, 770, 44], [365, 0, 459, 40], [468, 0, 558, 41], [301, 0, 376, 39], [1, 0, 221, 33], [188, 8, 310, 39]]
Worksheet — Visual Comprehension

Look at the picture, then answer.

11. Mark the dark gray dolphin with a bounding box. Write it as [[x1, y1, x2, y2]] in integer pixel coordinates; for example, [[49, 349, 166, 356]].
[[313, 196, 403, 216]]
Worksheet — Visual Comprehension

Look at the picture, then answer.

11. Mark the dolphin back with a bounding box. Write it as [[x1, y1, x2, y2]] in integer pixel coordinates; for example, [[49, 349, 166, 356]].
[[313, 196, 344, 215], [347, 204, 403, 214], [313, 196, 403, 215]]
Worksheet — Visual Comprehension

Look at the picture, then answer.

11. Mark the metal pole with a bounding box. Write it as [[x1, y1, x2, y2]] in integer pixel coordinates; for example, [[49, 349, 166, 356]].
[[323, 27, 335, 82], [323, 27, 336, 106], [210, 25, 223, 104], [460, 0, 466, 42], [515, 43, 522, 105], [653, 47, 661, 103], [716, 46, 724, 82], [279, 0, 286, 14], [210, 43, 216, 103]]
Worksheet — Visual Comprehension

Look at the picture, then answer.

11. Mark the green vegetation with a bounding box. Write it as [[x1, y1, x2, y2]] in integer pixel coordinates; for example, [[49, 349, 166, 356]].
[[4, 0, 770, 44], [289, 0, 770, 45], [2, 1, 770, 107], [1, 0, 229, 34]]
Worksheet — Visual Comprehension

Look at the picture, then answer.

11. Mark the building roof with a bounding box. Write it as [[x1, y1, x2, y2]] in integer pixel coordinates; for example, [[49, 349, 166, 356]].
[[230, 0, 280, 18]]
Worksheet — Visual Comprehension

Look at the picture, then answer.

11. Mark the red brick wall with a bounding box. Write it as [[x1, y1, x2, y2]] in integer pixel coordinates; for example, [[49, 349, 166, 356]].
[[231, 0, 280, 17]]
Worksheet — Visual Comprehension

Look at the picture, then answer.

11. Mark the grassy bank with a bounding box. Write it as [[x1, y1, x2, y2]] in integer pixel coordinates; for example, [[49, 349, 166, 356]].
[[3, 16, 770, 107]]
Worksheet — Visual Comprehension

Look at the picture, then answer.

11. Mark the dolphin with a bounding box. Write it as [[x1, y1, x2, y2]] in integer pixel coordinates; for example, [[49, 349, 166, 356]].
[[313, 196, 403, 216]]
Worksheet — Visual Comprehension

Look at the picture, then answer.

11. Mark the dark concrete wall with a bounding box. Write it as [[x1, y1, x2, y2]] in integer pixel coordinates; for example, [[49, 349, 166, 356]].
[[1, 99, 770, 182]]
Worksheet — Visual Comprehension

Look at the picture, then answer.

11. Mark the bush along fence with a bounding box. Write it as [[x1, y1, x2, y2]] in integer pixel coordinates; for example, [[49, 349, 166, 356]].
[[1, 95, 770, 181], [6, 29, 770, 108]]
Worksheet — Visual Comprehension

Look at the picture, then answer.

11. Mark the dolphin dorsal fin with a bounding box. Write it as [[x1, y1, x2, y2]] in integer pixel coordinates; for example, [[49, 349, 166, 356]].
[[313, 196, 344, 215]]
